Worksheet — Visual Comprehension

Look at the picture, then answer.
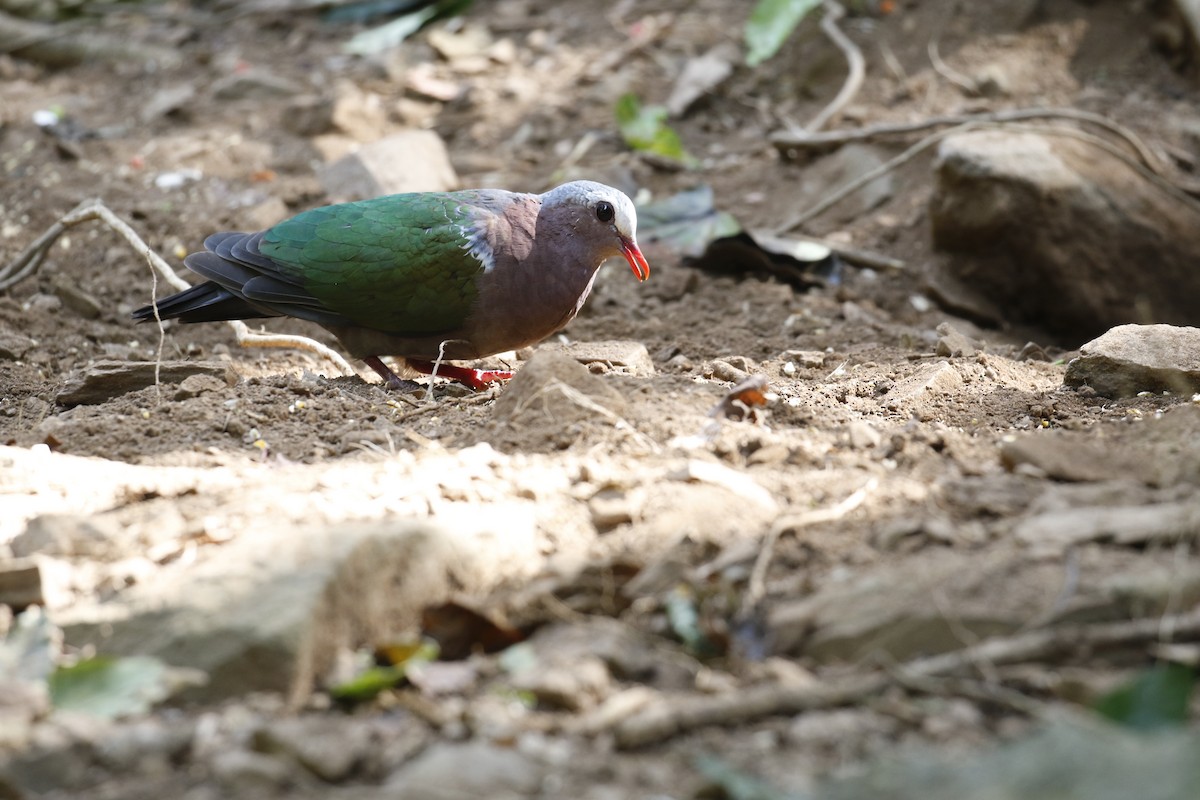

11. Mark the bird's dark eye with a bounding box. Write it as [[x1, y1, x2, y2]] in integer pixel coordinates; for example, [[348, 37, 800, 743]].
[[595, 201, 615, 223]]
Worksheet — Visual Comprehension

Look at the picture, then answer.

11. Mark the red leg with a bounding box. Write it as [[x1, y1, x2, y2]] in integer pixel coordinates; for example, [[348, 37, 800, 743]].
[[407, 359, 513, 391]]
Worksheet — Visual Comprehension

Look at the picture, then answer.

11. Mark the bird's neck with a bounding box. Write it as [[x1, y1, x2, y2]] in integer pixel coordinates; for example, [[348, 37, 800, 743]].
[[472, 221, 605, 351]]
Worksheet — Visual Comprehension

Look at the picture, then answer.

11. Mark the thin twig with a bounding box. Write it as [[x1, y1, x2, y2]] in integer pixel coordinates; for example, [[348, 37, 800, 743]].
[[745, 477, 877, 610], [890, 671, 1047, 717], [927, 38, 976, 94], [771, 107, 1166, 176], [831, 243, 906, 271], [1020, 548, 1081, 632], [228, 321, 356, 376], [1006, 122, 1200, 210], [0, 199, 357, 378], [0, 9, 182, 67], [803, 1, 865, 133], [391, 390, 492, 424], [612, 606, 1200, 748], [774, 123, 960, 234], [877, 40, 907, 85]]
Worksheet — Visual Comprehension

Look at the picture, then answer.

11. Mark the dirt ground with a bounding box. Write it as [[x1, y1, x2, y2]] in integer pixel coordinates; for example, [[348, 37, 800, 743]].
[[2, 0, 1199, 798]]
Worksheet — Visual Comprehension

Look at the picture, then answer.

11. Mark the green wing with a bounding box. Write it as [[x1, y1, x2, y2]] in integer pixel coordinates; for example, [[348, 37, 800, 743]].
[[259, 192, 490, 335]]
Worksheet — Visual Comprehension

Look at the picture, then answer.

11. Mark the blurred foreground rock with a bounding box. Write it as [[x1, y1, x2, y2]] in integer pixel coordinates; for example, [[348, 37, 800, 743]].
[[58, 516, 543, 705], [930, 131, 1200, 343], [807, 721, 1200, 800]]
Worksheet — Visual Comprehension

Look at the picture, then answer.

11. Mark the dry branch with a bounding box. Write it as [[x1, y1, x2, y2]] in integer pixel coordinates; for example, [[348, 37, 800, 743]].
[[771, 107, 1165, 173], [612, 606, 1200, 748], [0, 9, 179, 67]]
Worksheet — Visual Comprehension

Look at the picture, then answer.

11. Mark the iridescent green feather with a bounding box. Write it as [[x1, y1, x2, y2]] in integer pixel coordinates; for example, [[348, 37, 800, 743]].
[[259, 193, 488, 334]]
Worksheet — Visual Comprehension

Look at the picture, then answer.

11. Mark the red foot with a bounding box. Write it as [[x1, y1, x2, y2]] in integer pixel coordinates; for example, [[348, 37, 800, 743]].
[[407, 359, 513, 391]]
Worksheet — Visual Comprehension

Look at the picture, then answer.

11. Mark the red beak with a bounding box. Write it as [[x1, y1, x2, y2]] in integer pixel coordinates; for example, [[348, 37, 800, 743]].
[[619, 237, 650, 282]]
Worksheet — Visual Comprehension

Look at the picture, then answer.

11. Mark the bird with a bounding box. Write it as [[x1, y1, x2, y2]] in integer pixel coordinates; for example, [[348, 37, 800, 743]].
[[132, 181, 650, 390]]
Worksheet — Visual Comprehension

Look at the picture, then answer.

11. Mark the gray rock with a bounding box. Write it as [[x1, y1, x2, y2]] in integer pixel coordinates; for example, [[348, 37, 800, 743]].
[[50, 276, 102, 320], [0, 327, 35, 360], [588, 489, 635, 531], [845, 420, 882, 450], [534, 340, 655, 376], [325, 83, 386, 142], [708, 358, 751, 384], [0, 715, 108, 796], [886, 361, 963, 405], [210, 749, 296, 797], [507, 619, 671, 694], [356, 714, 432, 782], [253, 715, 372, 782], [139, 83, 196, 123], [934, 322, 981, 357], [93, 717, 193, 773], [510, 654, 611, 711], [490, 351, 627, 447], [319, 131, 458, 202], [930, 131, 1200, 342], [1064, 324, 1200, 397], [56, 360, 238, 406], [384, 740, 545, 800], [784, 349, 828, 369], [174, 373, 228, 400]]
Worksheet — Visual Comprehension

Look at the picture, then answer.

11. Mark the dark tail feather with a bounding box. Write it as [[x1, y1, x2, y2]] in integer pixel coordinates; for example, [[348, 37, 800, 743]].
[[131, 282, 276, 324]]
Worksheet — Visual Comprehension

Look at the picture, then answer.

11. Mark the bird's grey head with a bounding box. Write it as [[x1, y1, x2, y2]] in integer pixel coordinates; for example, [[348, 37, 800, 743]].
[[538, 181, 649, 281]]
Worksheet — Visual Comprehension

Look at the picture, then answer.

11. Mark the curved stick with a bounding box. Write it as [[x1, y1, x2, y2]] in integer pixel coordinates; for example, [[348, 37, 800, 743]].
[[803, 1, 865, 133]]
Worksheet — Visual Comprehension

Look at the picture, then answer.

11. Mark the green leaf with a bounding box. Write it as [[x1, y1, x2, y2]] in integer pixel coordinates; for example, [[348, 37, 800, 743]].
[[330, 640, 438, 704], [1094, 663, 1195, 731], [615, 93, 697, 167], [341, 0, 474, 55], [745, 0, 822, 67], [330, 665, 409, 702], [50, 656, 193, 720], [664, 584, 716, 657]]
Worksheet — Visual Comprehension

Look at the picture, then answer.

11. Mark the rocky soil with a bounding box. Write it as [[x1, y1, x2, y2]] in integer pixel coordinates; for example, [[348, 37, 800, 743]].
[[2, 1, 1200, 798]]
